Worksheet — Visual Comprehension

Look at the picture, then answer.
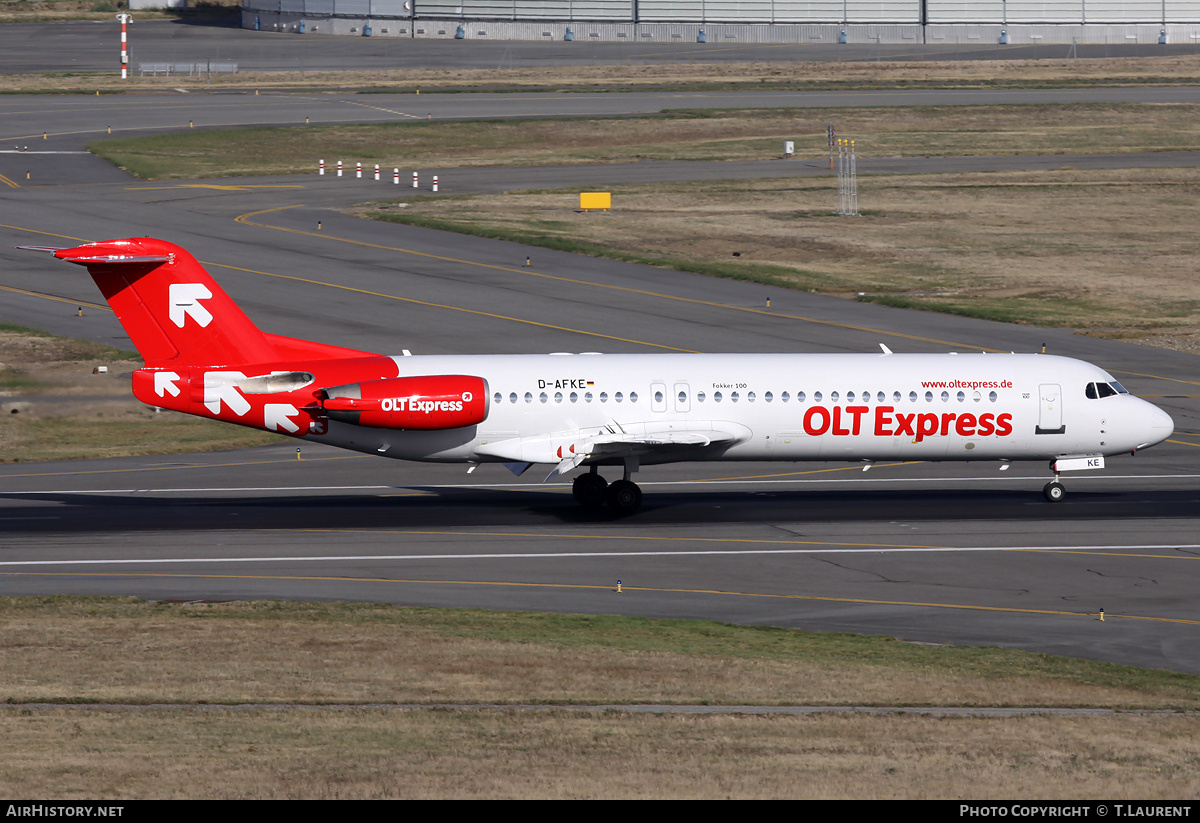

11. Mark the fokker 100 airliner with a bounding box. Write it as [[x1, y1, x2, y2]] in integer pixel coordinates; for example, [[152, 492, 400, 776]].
[[21, 238, 1174, 515]]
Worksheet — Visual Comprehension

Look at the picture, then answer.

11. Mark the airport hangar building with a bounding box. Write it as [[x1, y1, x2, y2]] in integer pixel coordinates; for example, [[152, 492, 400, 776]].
[[240, 1, 1200, 45]]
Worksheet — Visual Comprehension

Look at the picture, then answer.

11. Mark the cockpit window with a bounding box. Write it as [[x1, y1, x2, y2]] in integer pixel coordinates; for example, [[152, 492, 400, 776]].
[[1087, 381, 1123, 399]]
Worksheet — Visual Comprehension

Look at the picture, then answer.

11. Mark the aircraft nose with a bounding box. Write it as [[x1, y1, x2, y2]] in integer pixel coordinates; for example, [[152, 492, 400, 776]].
[[1136, 402, 1174, 451]]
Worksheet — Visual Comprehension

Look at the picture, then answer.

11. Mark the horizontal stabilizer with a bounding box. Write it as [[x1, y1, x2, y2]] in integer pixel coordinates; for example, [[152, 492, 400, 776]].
[[16, 243, 172, 266], [58, 253, 173, 265]]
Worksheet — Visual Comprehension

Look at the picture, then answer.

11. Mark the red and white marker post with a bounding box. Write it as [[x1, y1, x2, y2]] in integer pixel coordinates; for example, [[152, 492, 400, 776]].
[[374, 164, 380, 181], [319, 159, 325, 175], [412, 171, 418, 188], [117, 14, 132, 80], [393, 168, 399, 185], [432, 175, 439, 192]]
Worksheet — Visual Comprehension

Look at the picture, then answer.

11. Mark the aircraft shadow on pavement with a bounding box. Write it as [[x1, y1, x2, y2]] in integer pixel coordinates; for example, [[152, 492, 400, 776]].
[[1, 486, 1196, 534]]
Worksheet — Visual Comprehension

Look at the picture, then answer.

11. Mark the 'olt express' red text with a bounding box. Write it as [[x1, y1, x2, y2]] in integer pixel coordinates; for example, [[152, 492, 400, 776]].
[[803, 406, 1014, 442]]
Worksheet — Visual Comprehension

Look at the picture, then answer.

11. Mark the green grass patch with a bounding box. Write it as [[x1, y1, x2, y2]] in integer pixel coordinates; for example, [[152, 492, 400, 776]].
[[88, 103, 1200, 180], [0, 323, 139, 362], [854, 293, 1118, 328], [0, 412, 287, 463], [0, 371, 48, 390], [0, 328, 282, 462]]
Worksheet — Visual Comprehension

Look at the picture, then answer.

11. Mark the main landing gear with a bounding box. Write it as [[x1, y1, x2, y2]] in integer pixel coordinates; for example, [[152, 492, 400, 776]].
[[572, 465, 643, 516]]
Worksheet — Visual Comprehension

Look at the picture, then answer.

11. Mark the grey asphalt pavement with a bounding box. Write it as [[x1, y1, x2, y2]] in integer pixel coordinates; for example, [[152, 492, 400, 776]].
[[0, 33, 1197, 674]]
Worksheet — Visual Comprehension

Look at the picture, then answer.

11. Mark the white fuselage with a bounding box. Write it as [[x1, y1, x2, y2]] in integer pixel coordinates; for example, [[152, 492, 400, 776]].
[[303, 352, 1174, 468]]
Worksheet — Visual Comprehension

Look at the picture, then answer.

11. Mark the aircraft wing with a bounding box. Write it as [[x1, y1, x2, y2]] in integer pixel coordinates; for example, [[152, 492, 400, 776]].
[[544, 427, 743, 480], [473, 421, 751, 481]]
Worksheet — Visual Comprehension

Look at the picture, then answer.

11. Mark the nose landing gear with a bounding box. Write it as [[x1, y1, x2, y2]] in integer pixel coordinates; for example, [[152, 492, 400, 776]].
[[1043, 459, 1067, 502], [1043, 480, 1066, 502]]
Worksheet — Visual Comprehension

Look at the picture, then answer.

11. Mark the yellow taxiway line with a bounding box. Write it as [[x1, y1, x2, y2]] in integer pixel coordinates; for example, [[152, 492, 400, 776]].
[[3, 567, 1196, 627]]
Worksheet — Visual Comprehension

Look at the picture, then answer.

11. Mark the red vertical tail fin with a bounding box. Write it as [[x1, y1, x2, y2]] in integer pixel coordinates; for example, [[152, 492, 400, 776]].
[[53, 238, 279, 366]]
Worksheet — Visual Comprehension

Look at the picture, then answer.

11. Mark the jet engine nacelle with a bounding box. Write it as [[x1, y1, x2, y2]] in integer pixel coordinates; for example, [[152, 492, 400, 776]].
[[320, 375, 489, 430]]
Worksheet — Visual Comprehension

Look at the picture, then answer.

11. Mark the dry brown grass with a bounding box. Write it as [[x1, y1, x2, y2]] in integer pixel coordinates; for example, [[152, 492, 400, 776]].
[[366, 168, 1200, 353], [1, 600, 1199, 799], [5, 609, 1192, 708], [3, 709, 1199, 799], [12, 54, 1200, 93]]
